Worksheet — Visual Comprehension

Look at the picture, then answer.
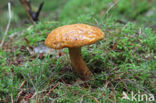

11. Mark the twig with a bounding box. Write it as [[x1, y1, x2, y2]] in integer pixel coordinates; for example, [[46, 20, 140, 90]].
[[19, 0, 34, 23], [24, 37, 34, 55], [109, 83, 117, 103], [0, 2, 12, 48], [19, 0, 44, 23], [88, 96, 100, 103], [11, 91, 14, 103], [80, 95, 100, 103], [46, 83, 59, 96], [105, 0, 120, 16], [34, 2, 44, 21], [19, 80, 26, 89]]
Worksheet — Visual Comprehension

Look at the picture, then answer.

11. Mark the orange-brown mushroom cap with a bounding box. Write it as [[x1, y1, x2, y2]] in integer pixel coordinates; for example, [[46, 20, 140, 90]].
[[45, 24, 104, 49]]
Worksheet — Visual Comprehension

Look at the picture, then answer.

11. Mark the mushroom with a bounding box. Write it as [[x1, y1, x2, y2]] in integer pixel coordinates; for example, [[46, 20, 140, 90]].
[[45, 24, 104, 80]]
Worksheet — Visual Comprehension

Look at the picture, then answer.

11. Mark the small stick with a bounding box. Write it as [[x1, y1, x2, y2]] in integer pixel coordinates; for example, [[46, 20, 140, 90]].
[[0, 2, 12, 48], [19, 80, 26, 89], [11, 91, 14, 103], [19, 0, 34, 23], [46, 83, 59, 96], [19, 0, 44, 22]]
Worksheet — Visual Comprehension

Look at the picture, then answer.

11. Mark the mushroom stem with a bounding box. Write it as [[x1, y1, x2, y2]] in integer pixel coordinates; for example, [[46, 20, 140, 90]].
[[69, 47, 92, 80]]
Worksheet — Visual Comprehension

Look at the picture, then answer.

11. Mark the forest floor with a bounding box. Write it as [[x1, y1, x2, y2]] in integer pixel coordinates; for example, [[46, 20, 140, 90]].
[[0, 0, 156, 103]]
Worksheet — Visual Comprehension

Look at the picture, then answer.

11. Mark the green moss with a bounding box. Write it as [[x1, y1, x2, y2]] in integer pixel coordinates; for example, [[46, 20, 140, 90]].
[[0, 0, 156, 102]]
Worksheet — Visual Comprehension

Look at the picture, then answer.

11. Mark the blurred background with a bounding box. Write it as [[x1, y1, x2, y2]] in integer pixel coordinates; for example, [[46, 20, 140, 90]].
[[0, 0, 156, 30]]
